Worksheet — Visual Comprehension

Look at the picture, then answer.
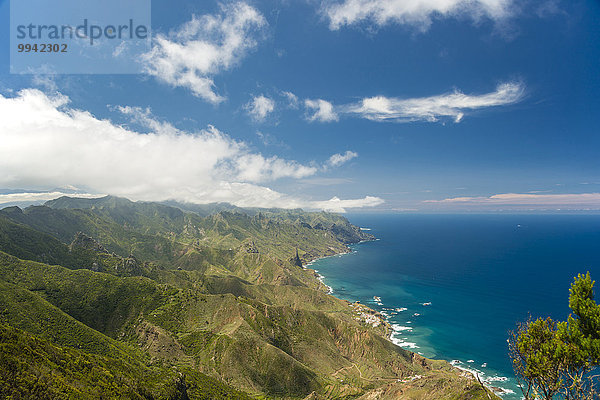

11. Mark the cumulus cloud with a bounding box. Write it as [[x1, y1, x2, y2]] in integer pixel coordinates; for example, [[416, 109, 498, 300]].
[[0, 89, 381, 212], [142, 2, 266, 103], [328, 151, 358, 167], [305, 99, 339, 122], [308, 82, 524, 123], [322, 0, 514, 31], [424, 193, 600, 208], [245, 95, 275, 122]]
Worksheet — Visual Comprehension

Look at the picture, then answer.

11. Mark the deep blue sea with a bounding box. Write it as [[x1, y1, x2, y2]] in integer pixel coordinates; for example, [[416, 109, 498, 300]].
[[307, 214, 600, 398]]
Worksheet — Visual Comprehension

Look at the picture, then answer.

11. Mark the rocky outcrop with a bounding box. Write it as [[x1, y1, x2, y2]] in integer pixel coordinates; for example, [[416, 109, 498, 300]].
[[69, 232, 108, 254]]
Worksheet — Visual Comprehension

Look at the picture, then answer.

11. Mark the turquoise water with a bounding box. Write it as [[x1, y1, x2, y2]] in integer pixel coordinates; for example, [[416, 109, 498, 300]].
[[308, 214, 600, 398]]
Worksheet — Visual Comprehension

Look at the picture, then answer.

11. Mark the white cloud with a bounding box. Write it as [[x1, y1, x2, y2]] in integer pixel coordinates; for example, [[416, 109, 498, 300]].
[[424, 193, 600, 208], [255, 131, 289, 148], [0, 89, 382, 212], [328, 151, 358, 167], [281, 91, 299, 108], [305, 99, 339, 122], [312, 196, 385, 212], [309, 82, 524, 123], [32, 74, 58, 92], [346, 82, 523, 122], [245, 95, 275, 122], [323, 0, 513, 31], [0, 191, 100, 206], [234, 154, 317, 181], [113, 105, 179, 135], [142, 2, 266, 103]]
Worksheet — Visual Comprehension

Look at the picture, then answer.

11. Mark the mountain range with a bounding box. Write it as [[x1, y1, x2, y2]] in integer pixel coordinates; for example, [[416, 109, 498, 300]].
[[0, 195, 497, 399]]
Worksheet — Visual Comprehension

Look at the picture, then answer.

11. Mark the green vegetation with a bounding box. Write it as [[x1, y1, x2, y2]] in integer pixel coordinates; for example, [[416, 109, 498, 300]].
[[509, 272, 600, 399], [0, 322, 251, 400], [0, 195, 497, 399]]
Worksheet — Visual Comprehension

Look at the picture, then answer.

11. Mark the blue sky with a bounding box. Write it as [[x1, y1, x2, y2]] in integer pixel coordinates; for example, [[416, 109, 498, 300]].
[[0, 0, 598, 212]]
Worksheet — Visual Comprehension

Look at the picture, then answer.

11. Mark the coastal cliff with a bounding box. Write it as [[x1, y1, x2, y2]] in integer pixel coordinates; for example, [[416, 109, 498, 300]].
[[0, 196, 498, 399]]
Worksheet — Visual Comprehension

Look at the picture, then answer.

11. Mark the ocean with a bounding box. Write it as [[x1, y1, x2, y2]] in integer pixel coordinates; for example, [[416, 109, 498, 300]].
[[307, 214, 600, 398]]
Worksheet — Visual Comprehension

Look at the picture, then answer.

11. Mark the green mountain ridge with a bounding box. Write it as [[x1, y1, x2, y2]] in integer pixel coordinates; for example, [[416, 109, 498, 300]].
[[0, 195, 498, 399]]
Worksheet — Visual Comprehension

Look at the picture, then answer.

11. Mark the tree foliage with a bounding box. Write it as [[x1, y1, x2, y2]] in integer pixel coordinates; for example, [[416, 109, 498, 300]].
[[509, 272, 600, 399]]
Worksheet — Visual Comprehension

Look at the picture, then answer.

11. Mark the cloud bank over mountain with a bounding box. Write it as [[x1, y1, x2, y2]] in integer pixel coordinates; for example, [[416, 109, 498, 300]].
[[0, 89, 382, 212]]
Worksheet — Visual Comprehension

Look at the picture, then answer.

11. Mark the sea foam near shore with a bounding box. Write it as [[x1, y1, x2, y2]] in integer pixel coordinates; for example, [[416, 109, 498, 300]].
[[309, 244, 519, 398], [307, 214, 600, 399]]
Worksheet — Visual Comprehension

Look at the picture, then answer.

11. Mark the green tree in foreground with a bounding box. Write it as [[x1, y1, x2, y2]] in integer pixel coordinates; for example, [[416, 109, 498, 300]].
[[509, 272, 600, 399]]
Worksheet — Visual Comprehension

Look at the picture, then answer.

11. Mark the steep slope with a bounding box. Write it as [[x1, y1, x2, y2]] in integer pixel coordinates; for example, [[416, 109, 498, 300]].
[[1, 196, 373, 267], [46, 195, 186, 235], [0, 252, 167, 338], [0, 204, 180, 263], [0, 196, 497, 399], [0, 322, 251, 400], [0, 255, 251, 399], [0, 250, 497, 399], [0, 214, 151, 276], [0, 212, 75, 266]]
